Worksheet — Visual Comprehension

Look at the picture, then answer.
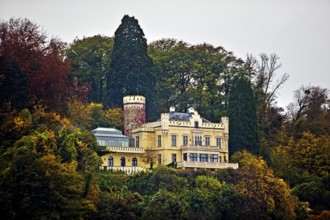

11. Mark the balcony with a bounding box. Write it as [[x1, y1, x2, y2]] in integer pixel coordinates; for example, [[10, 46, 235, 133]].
[[105, 146, 145, 154], [181, 145, 225, 152], [176, 161, 238, 170], [101, 166, 146, 174]]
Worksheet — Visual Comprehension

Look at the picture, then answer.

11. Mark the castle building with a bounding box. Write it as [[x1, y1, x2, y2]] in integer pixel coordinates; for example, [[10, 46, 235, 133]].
[[131, 106, 238, 170], [97, 95, 238, 173]]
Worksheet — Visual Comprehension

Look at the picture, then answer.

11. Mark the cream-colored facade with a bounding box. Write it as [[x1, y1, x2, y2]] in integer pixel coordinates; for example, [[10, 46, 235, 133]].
[[97, 96, 238, 173], [131, 107, 238, 170], [99, 148, 148, 173]]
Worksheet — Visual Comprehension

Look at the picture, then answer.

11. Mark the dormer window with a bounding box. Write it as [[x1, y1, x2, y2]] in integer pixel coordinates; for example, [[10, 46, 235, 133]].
[[195, 121, 199, 128]]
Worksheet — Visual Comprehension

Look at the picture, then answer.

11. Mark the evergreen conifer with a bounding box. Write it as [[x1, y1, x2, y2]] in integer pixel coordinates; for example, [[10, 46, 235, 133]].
[[228, 76, 259, 155], [106, 15, 156, 119]]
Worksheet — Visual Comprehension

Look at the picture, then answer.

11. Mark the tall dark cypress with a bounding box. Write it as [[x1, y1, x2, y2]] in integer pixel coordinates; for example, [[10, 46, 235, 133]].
[[228, 76, 259, 155], [106, 15, 156, 119]]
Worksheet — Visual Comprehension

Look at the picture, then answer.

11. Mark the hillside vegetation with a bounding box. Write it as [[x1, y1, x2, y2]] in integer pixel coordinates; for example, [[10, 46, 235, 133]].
[[0, 16, 329, 219]]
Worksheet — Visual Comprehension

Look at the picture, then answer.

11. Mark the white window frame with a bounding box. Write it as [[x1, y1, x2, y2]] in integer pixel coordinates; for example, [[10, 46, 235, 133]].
[[189, 153, 198, 161], [171, 134, 177, 147], [135, 136, 140, 148], [171, 153, 177, 163], [205, 136, 210, 146], [158, 154, 162, 165], [210, 154, 218, 163], [194, 135, 202, 146], [157, 135, 161, 147], [216, 137, 222, 147], [182, 135, 188, 146], [199, 153, 208, 162]]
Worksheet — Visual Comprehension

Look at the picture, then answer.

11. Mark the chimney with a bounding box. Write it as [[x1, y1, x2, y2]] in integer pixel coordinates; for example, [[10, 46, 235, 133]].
[[188, 107, 195, 114], [169, 106, 175, 112]]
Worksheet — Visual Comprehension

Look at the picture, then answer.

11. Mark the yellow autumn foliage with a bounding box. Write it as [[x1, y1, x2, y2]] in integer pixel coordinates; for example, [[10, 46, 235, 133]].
[[271, 132, 330, 177]]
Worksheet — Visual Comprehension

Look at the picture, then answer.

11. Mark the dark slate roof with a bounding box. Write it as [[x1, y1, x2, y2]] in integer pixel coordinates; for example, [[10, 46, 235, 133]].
[[169, 112, 192, 121], [168, 112, 211, 123], [202, 118, 211, 123]]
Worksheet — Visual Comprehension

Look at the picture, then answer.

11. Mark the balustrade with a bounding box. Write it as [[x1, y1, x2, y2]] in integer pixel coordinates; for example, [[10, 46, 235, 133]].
[[101, 166, 146, 174], [177, 161, 238, 169]]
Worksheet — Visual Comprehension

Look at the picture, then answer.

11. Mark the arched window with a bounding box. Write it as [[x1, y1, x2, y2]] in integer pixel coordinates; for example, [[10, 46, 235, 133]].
[[108, 156, 114, 167], [132, 158, 138, 167], [120, 157, 126, 167]]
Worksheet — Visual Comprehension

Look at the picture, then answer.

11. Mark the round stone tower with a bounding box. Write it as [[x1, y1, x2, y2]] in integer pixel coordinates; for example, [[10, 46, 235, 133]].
[[123, 95, 146, 136]]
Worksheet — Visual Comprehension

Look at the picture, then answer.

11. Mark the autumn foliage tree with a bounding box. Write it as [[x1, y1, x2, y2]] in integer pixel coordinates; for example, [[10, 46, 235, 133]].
[[231, 151, 300, 219], [0, 18, 71, 112], [271, 132, 330, 179], [30, 39, 71, 111], [0, 107, 100, 219]]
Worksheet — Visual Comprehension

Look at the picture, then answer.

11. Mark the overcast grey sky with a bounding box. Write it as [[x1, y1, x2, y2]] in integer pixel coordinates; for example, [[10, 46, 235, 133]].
[[1, 0, 329, 109]]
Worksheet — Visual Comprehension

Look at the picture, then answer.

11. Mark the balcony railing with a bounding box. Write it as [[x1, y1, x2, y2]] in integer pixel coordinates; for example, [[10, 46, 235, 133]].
[[181, 145, 224, 152], [176, 161, 238, 169], [106, 146, 145, 154], [101, 166, 146, 174]]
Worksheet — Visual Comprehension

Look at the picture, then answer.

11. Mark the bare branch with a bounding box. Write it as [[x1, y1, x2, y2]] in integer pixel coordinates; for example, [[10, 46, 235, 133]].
[[266, 73, 289, 105], [251, 53, 288, 107]]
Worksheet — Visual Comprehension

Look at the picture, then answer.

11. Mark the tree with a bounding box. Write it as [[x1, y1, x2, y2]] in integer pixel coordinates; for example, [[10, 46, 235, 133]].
[[0, 135, 96, 219], [142, 189, 189, 220], [149, 39, 245, 119], [105, 108, 124, 131], [128, 167, 188, 196], [29, 38, 71, 112], [286, 86, 330, 137], [0, 18, 71, 112], [0, 18, 44, 110], [248, 53, 289, 111], [106, 15, 156, 120], [67, 100, 117, 130], [271, 132, 330, 179], [231, 151, 299, 219], [291, 176, 330, 213], [149, 40, 196, 112], [141, 147, 157, 169], [66, 35, 114, 103], [88, 102, 109, 128], [186, 175, 222, 219], [190, 43, 246, 119], [247, 53, 289, 160], [66, 98, 93, 129], [228, 76, 259, 155]]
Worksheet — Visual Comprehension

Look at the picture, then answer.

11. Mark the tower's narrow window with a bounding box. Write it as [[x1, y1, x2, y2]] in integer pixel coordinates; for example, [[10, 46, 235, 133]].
[[132, 158, 138, 167], [108, 156, 114, 167], [120, 157, 126, 167]]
